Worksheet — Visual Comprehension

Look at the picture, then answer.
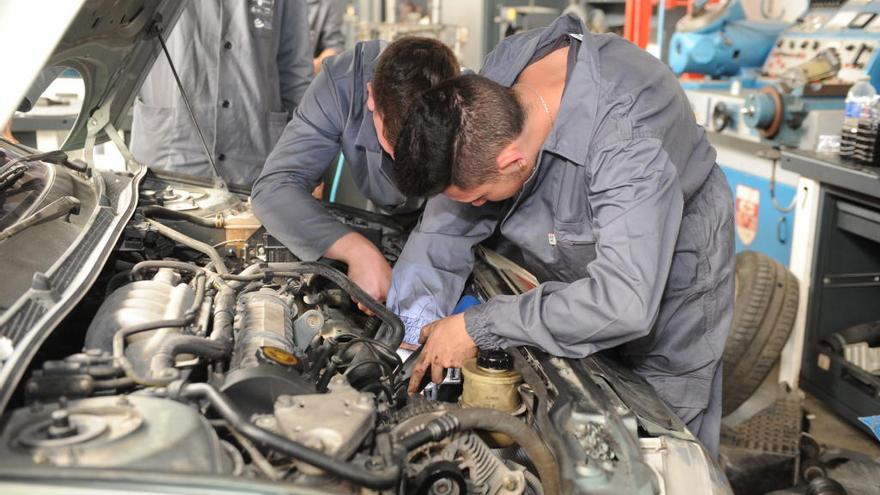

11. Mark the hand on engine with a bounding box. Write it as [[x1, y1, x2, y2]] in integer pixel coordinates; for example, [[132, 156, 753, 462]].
[[407, 313, 477, 394], [323, 232, 391, 314]]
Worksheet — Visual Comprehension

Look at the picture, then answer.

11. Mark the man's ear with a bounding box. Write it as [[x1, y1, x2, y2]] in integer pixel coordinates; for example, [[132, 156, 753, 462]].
[[496, 141, 525, 176], [366, 82, 375, 112]]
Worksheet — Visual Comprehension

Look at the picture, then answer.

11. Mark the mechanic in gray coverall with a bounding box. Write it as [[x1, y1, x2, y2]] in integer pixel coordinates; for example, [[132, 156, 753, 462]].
[[251, 38, 459, 307], [130, 0, 313, 189], [388, 15, 734, 456], [308, 0, 345, 73]]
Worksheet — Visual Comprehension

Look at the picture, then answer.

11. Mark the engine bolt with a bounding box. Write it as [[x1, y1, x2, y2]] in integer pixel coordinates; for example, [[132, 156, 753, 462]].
[[277, 396, 296, 408], [502, 475, 518, 490], [48, 409, 77, 439], [32, 451, 48, 464], [305, 437, 325, 452], [429, 478, 453, 495], [575, 462, 602, 478]]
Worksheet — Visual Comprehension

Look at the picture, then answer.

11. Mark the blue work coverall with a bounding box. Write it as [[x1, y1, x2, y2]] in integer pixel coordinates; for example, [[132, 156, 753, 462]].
[[387, 14, 735, 456]]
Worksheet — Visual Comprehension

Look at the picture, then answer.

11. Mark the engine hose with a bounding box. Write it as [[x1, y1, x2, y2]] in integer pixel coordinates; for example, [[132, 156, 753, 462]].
[[131, 260, 205, 280], [147, 284, 235, 382], [177, 383, 403, 489], [148, 336, 230, 380], [140, 206, 223, 228], [146, 219, 228, 274], [221, 262, 404, 349], [400, 409, 560, 495]]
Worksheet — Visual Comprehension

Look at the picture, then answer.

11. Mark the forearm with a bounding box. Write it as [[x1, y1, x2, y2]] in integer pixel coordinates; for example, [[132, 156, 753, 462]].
[[323, 231, 382, 264]]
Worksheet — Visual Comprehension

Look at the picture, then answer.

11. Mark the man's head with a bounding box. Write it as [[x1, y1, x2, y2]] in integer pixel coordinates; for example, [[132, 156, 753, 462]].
[[393, 74, 528, 205], [367, 37, 460, 157]]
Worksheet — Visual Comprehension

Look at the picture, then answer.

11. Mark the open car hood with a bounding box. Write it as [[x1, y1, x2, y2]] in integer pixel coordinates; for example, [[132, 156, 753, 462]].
[[42, 0, 186, 151]]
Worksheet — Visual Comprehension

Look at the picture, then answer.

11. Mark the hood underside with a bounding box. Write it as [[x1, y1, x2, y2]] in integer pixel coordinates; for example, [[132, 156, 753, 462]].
[[46, 0, 185, 150]]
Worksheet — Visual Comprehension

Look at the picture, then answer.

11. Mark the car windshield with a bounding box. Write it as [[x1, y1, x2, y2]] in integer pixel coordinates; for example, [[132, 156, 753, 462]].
[[0, 150, 50, 231]]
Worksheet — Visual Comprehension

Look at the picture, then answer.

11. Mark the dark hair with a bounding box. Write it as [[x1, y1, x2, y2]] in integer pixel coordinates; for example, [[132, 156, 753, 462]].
[[371, 37, 460, 147], [393, 74, 524, 197]]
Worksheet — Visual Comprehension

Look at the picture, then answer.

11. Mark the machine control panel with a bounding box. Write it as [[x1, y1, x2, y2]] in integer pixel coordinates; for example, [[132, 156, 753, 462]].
[[763, 37, 879, 81]]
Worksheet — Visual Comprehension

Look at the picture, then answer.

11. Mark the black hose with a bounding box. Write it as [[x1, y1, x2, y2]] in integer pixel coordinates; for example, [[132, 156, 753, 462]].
[[177, 383, 402, 489], [449, 408, 560, 495], [147, 284, 235, 381], [149, 336, 230, 379], [140, 206, 221, 228], [92, 377, 135, 391]]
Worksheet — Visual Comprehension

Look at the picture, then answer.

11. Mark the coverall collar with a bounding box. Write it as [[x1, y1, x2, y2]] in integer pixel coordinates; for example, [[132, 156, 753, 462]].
[[487, 14, 601, 168]]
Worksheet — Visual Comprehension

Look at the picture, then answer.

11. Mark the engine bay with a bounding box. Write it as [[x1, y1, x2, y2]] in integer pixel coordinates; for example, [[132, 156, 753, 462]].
[[0, 178, 560, 494]]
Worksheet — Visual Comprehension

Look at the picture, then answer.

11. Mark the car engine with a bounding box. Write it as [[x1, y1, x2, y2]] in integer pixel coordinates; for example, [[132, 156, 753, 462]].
[[0, 190, 559, 494]]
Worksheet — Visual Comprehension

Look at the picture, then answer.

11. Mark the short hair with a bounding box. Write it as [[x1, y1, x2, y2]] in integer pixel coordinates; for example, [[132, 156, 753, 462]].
[[371, 37, 460, 148], [393, 74, 524, 197]]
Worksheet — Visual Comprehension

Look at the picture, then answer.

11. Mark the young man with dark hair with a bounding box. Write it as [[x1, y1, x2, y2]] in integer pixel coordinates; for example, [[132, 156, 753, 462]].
[[252, 37, 459, 308], [388, 15, 734, 457]]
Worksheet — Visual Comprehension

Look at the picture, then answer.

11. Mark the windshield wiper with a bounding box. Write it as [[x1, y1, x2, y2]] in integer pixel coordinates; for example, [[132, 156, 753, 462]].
[[0, 149, 89, 177], [0, 196, 81, 242], [0, 165, 28, 193]]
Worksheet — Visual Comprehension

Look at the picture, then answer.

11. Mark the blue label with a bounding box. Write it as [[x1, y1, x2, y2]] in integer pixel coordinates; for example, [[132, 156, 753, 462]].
[[859, 416, 880, 443], [846, 101, 862, 119], [844, 101, 862, 119]]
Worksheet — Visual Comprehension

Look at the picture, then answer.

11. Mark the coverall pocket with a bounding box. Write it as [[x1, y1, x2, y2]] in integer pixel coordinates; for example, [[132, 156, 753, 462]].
[[552, 222, 597, 281]]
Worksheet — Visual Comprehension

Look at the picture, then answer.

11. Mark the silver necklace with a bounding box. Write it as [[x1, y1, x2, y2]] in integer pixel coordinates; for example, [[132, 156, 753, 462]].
[[515, 82, 554, 126]]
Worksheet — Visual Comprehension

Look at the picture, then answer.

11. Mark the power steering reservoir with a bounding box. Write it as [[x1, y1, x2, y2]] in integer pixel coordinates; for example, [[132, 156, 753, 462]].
[[461, 349, 524, 447]]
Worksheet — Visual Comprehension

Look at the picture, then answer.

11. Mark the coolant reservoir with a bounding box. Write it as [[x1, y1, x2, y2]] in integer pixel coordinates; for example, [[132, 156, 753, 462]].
[[461, 350, 523, 447], [223, 210, 261, 252]]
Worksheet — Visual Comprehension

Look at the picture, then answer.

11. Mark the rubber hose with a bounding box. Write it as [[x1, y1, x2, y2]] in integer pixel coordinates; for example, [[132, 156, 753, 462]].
[[178, 383, 402, 489], [140, 206, 221, 228], [449, 408, 560, 495], [148, 284, 235, 380], [148, 336, 230, 378]]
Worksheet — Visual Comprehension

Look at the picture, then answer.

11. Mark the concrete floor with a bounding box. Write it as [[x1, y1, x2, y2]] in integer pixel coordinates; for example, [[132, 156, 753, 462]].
[[802, 392, 880, 459], [724, 363, 880, 458]]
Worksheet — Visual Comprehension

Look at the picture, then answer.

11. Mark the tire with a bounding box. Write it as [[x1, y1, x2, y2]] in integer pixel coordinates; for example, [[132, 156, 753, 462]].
[[722, 251, 799, 416]]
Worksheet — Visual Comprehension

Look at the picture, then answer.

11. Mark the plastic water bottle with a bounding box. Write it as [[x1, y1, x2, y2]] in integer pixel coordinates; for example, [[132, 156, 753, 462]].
[[855, 96, 880, 166], [841, 77, 876, 160]]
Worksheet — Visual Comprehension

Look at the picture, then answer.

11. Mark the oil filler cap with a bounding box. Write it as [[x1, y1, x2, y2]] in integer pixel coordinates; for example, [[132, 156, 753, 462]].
[[476, 349, 511, 371]]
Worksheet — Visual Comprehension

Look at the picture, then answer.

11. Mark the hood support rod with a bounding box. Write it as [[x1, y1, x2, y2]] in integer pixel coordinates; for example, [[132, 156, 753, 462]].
[[150, 20, 228, 191]]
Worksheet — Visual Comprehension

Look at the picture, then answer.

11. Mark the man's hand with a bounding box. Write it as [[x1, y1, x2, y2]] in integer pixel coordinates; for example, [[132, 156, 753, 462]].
[[2, 122, 17, 143], [324, 232, 391, 313], [407, 313, 477, 394]]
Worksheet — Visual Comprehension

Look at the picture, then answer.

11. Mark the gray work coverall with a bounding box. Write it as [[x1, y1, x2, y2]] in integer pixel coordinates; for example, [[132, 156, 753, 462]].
[[307, 0, 345, 58], [386, 15, 734, 456], [252, 41, 419, 261], [131, 0, 313, 189]]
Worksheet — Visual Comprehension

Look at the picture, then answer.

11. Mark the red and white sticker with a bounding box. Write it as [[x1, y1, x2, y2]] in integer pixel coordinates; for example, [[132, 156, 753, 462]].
[[735, 184, 760, 246]]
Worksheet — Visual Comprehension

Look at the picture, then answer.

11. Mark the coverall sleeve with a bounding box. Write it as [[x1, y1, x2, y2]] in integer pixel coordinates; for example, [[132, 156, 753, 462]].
[[251, 63, 351, 261], [319, 0, 346, 54], [464, 138, 684, 357], [277, 0, 314, 112], [387, 196, 502, 344]]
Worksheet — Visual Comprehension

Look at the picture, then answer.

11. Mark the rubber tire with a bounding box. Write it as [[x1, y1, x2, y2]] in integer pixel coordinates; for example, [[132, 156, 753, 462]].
[[722, 251, 799, 416]]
